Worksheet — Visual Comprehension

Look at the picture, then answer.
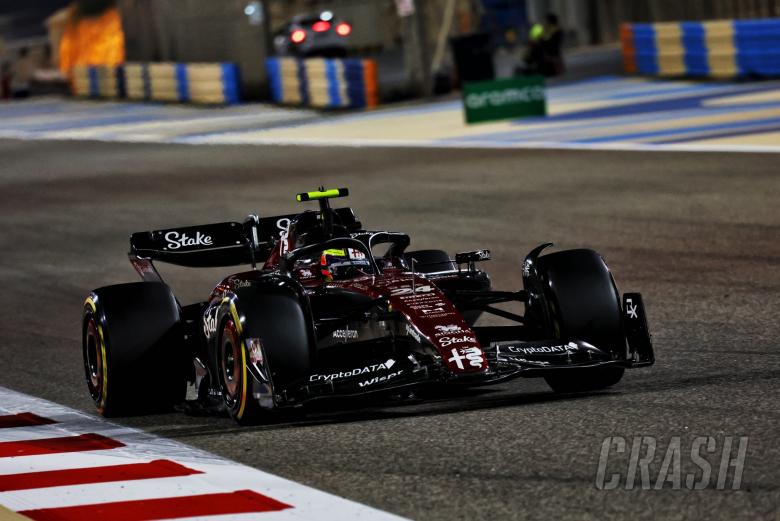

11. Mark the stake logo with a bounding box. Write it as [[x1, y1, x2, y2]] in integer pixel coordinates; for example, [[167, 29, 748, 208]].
[[165, 231, 213, 250], [202, 309, 219, 337], [439, 335, 477, 348]]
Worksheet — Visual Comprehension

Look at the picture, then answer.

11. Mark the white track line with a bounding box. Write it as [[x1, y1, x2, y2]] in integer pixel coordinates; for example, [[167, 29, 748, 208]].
[[0, 386, 407, 520], [176, 135, 780, 154]]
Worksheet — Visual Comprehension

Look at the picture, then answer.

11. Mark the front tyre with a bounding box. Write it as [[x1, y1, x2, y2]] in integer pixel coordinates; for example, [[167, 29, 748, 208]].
[[533, 249, 626, 393]]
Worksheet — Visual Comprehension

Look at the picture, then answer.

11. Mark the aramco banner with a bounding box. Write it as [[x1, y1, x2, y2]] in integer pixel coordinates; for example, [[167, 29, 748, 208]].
[[462, 76, 547, 124]]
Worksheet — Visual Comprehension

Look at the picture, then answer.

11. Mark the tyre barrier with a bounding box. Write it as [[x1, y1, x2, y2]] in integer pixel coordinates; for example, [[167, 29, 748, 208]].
[[621, 18, 780, 78], [186, 63, 241, 105], [148, 62, 183, 102], [71, 66, 94, 97], [124, 63, 149, 101], [70, 62, 241, 105], [266, 57, 378, 109], [97, 65, 125, 98]]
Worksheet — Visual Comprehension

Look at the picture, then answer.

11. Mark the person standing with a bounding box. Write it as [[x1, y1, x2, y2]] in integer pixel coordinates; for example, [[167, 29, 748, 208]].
[[540, 13, 564, 76], [520, 13, 564, 77]]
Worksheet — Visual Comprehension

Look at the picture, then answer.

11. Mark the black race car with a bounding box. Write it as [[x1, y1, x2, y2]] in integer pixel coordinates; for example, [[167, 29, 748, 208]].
[[82, 188, 654, 424]]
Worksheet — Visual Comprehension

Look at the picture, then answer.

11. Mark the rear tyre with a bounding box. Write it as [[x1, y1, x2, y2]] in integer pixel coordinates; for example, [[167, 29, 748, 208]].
[[533, 249, 626, 393], [404, 250, 455, 273], [82, 283, 186, 416], [219, 291, 313, 425]]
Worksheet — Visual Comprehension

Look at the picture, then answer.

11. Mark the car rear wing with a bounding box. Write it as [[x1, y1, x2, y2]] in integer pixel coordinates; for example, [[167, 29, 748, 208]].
[[130, 221, 255, 269], [127, 208, 360, 280]]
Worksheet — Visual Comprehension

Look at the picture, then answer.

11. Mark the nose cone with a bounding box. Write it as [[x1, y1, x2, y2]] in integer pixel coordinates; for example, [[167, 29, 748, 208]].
[[382, 277, 487, 374]]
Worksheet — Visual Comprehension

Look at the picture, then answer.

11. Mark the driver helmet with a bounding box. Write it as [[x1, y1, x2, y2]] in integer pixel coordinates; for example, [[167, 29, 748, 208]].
[[320, 248, 370, 281]]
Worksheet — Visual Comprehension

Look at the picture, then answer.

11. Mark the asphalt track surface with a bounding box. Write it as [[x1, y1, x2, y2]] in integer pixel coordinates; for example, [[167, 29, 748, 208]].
[[0, 139, 777, 520]]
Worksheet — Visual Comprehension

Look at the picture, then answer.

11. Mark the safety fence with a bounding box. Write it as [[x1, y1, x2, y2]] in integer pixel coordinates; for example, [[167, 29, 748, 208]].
[[71, 62, 241, 104], [265, 57, 378, 109], [621, 18, 780, 78]]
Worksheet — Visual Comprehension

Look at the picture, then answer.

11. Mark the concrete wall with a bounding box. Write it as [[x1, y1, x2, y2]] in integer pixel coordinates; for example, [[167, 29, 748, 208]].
[[119, 0, 271, 99], [119, 0, 399, 98]]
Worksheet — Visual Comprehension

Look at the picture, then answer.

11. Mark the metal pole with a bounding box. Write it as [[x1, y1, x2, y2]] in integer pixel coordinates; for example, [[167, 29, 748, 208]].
[[400, 0, 433, 97], [431, 0, 457, 75]]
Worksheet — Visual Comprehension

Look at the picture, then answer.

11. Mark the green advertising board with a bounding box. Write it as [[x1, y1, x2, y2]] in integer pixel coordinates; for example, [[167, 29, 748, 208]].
[[462, 76, 547, 124]]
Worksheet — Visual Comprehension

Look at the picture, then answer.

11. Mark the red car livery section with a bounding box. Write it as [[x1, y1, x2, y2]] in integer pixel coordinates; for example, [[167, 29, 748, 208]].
[[334, 273, 488, 374]]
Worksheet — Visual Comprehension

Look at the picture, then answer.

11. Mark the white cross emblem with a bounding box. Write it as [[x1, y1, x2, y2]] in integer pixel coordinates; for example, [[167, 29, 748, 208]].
[[447, 348, 467, 370]]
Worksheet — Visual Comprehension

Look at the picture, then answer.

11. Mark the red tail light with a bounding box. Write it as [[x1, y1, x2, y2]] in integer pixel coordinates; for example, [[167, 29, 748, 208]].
[[291, 29, 306, 43], [336, 23, 352, 36], [312, 21, 331, 33]]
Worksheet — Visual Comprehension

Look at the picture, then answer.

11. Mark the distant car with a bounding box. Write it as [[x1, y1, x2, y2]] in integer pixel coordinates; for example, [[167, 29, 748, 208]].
[[273, 11, 352, 58], [81, 188, 655, 425]]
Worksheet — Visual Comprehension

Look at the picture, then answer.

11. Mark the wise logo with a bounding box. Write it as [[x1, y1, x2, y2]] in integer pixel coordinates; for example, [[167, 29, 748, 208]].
[[462, 76, 547, 124]]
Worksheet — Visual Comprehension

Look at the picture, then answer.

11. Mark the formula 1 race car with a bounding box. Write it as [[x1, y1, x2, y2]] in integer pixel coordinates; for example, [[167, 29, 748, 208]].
[[82, 188, 654, 424]]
